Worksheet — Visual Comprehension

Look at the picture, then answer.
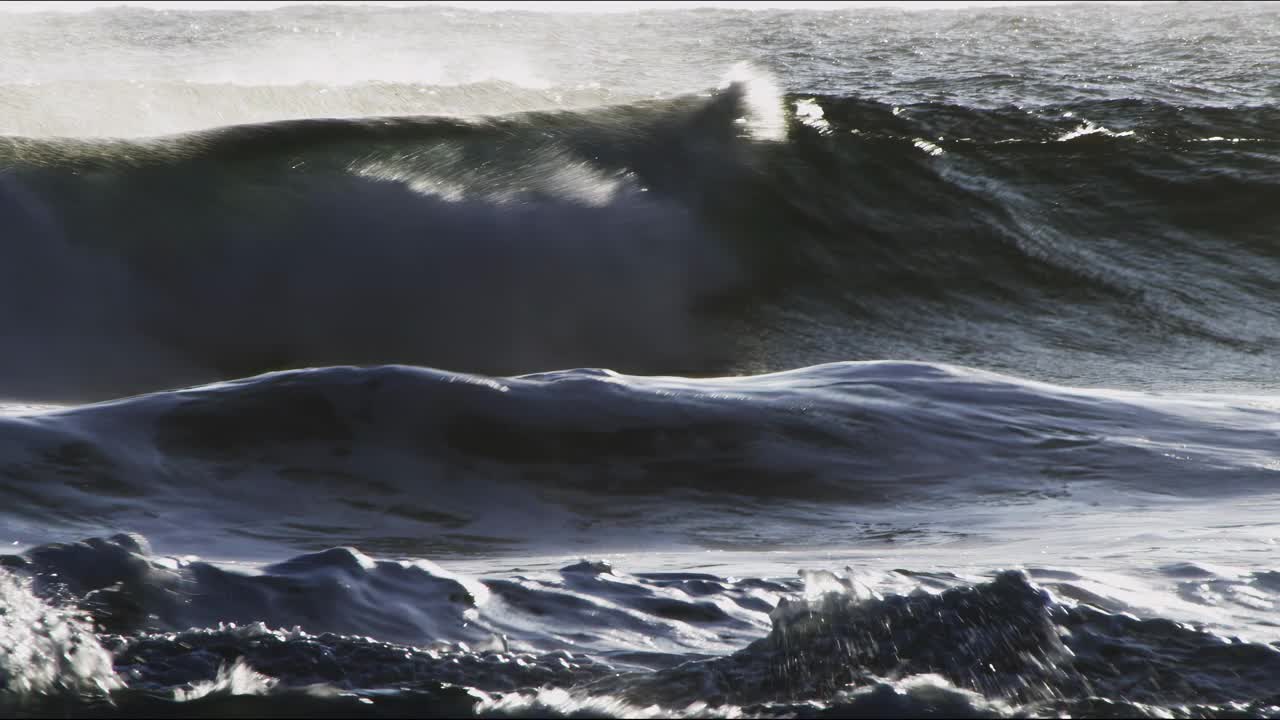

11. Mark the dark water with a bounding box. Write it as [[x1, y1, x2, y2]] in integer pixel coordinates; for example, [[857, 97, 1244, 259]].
[[2, 2, 1280, 717]]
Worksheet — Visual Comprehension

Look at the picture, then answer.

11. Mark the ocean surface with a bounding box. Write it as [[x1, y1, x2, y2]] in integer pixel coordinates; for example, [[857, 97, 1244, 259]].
[[2, 1, 1279, 716]]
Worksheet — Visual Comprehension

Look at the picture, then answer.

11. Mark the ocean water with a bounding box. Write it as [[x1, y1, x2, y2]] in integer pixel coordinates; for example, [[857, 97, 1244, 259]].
[[2, 1, 1280, 716]]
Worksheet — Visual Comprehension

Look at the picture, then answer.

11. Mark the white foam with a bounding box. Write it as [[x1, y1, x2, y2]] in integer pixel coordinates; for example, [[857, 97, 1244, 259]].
[[474, 686, 735, 719], [794, 98, 832, 135], [0, 571, 122, 698], [174, 659, 278, 702], [718, 63, 787, 142], [912, 137, 945, 156], [1056, 120, 1135, 142]]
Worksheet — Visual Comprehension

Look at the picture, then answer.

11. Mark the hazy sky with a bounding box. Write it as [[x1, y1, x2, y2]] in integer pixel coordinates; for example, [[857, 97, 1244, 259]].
[[2, 1, 1147, 12]]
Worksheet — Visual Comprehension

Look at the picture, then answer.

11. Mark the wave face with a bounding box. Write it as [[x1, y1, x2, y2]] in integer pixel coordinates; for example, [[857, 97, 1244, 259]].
[[3, 84, 1278, 399], [4, 2, 1280, 718], [0, 82, 777, 399], [1, 3, 1278, 400], [738, 93, 1280, 390]]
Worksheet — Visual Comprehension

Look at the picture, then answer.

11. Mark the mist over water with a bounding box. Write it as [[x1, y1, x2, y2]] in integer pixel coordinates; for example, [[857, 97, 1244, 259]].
[[2, 2, 1280, 717]]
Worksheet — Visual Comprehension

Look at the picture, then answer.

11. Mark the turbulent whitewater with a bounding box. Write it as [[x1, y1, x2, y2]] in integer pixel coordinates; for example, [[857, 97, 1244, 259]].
[[2, 2, 1280, 718]]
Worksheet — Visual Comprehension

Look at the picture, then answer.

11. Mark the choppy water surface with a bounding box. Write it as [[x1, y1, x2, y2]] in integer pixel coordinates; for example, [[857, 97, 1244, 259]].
[[2, 2, 1279, 717]]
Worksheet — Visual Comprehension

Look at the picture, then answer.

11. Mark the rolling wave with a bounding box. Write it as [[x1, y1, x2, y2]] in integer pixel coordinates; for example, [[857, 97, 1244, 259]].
[[735, 92, 1280, 388], [2, 361, 1277, 556], [2, 75, 1278, 400], [0, 78, 775, 399]]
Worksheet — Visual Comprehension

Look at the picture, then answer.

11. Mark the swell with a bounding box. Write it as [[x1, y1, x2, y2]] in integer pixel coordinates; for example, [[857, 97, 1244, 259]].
[[741, 95, 1280, 376], [0, 81, 773, 399], [1, 362, 1277, 556], [2, 85, 1279, 399]]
